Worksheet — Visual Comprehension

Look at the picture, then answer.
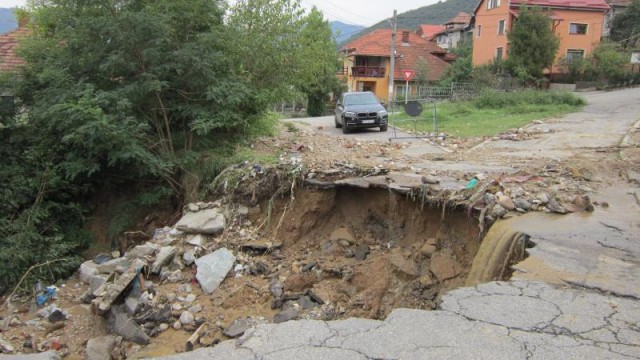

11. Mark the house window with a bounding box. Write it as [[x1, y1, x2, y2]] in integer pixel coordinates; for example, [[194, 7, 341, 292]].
[[487, 0, 500, 10], [395, 85, 407, 99], [496, 47, 504, 61], [477, 25, 482, 38], [569, 23, 588, 35], [566, 49, 585, 62], [498, 20, 505, 35]]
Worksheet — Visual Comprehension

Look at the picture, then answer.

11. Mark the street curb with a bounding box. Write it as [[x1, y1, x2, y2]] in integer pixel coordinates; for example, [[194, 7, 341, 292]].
[[619, 119, 640, 161]]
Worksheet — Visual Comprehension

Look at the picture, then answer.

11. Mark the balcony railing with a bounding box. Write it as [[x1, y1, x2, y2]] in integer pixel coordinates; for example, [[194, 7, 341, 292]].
[[351, 66, 385, 78]]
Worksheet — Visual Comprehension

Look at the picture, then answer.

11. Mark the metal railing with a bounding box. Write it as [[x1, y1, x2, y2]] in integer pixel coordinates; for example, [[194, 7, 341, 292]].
[[351, 66, 385, 78]]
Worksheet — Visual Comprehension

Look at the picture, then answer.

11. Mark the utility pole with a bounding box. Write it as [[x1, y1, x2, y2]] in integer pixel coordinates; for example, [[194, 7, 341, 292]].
[[388, 9, 397, 109]]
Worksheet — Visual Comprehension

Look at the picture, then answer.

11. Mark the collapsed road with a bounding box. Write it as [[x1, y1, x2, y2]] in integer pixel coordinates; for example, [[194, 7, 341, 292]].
[[0, 88, 639, 359]]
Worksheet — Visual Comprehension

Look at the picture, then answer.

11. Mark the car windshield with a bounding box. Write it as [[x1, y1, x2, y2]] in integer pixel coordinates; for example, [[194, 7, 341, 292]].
[[344, 93, 379, 106]]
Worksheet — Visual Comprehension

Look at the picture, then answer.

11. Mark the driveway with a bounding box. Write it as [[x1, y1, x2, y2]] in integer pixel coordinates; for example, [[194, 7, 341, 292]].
[[284, 115, 448, 155]]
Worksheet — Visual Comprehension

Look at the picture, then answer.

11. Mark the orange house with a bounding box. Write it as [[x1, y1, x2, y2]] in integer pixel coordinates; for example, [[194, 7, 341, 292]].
[[339, 29, 451, 103], [472, 0, 609, 73]]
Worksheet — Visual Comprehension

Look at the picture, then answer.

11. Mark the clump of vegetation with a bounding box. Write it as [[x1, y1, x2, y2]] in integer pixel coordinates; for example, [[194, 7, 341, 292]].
[[390, 90, 585, 137], [474, 89, 585, 108], [0, 0, 339, 294]]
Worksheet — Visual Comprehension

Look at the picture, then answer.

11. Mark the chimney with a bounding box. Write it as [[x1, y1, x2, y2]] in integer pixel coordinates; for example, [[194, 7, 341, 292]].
[[402, 31, 410, 44]]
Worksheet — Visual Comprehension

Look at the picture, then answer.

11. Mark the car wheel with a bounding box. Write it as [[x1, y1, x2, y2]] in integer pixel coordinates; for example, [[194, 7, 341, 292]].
[[341, 118, 351, 134], [335, 116, 342, 128], [380, 125, 388, 132]]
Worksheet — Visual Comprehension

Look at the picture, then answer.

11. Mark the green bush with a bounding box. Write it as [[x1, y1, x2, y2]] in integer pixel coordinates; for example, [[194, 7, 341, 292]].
[[474, 89, 586, 109]]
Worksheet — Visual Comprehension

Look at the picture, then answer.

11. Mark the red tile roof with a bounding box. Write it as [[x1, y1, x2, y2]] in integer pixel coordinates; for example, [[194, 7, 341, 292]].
[[342, 29, 451, 81], [0, 27, 29, 72], [417, 24, 447, 39], [445, 12, 472, 25], [510, 0, 609, 10]]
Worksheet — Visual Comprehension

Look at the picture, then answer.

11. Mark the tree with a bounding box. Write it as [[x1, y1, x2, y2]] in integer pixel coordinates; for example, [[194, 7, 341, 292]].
[[227, 1, 341, 116], [610, 0, 640, 49], [506, 7, 560, 83], [297, 7, 341, 116], [1, 0, 262, 293]]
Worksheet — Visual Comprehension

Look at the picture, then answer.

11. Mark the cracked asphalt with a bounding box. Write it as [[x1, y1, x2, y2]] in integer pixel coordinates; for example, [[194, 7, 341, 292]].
[[159, 281, 639, 359], [156, 88, 640, 359]]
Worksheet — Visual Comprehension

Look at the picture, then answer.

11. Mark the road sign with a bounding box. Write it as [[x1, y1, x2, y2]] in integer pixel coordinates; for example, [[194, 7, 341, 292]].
[[402, 69, 415, 81]]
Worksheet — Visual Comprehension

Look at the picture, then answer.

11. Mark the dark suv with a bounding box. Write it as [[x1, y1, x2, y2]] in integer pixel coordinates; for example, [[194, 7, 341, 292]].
[[335, 91, 388, 133]]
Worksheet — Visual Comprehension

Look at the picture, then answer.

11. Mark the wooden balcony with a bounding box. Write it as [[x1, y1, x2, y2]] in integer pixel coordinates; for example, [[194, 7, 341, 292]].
[[351, 66, 385, 78]]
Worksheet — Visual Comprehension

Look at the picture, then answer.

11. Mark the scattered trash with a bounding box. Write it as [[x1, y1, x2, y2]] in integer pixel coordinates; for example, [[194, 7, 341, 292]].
[[36, 286, 58, 307], [465, 178, 478, 189]]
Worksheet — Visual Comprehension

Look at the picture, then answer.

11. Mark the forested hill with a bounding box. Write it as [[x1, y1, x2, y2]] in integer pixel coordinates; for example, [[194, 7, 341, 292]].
[[330, 21, 365, 44], [0, 8, 18, 34], [341, 0, 476, 45]]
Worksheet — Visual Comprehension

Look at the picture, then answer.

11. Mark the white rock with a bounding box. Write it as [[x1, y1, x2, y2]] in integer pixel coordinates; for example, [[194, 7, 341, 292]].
[[195, 248, 236, 294], [175, 208, 226, 235], [179, 311, 194, 325], [79, 261, 99, 284], [173, 320, 182, 330]]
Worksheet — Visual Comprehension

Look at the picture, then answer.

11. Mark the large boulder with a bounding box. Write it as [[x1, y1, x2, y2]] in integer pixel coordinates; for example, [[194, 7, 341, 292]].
[[85, 336, 117, 360], [195, 248, 235, 294], [175, 208, 226, 235]]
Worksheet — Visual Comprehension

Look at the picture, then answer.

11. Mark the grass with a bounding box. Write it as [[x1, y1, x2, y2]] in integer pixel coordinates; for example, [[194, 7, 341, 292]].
[[390, 90, 585, 138]]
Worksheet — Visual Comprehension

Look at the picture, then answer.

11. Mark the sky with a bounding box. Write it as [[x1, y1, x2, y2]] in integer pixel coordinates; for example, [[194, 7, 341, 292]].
[[3, 0, 439, 27]]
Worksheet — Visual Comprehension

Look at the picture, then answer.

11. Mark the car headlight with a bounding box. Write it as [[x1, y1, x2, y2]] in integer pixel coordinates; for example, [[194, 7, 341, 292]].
[[344, 111, 356, 118], [378, 110, 388, 116]]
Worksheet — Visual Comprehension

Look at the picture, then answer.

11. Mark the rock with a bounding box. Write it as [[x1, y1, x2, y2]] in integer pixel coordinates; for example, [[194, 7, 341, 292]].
[[491, 204, 508, 219], [85, 335, 117, 360], [185, 294, 197, 303], [179, 311, 194, 325], [158, 323, 169, 332], [175, 208, 226, 235], [124, 295, 140, 315], [390, 250, 419, 279], [419, 273, 436, 286], [195, 248, 236, 294], [513, 198, 531, 211], [237, 205, 249, 216], [47, 309, 66, 323], [306, 289, 325, 305], [79, 261, 99, 284], [173, 321, 182, 330], [269, 280, 284, 299], [536, 193, 550, 205], [483, 193, 497, 206], [284, 273, 316, 292], [420, 243, 437, 257], [0, 336, 15, 353], [573, 195, 594, 212], [135, 304, 172, 324], [223, 318, 249, 338], [546, 197, 567, 214], [421, 175, 440, 184], [95, 257, 131, 274], [125, 243, 157, 260], [240, 240, 282, 253], [183, 251, 196, 266], [187, 203, 200, 212], [497, 195, 515, 210], [354, 244, 370, 261], [273, 306, 299, 324], [186, 234, 208, 248], [190, 304, 202, 313], [89, 274, 109, 294], [150, 246, 177, 274], [172, 303, 183, 311], [329, 228, 355, 245], [93, 253, 114, 265], [430, 253, 462, 281], [108, 307, 150, 345], [166, 270, 184, 283], [297, 296, 316, 310]]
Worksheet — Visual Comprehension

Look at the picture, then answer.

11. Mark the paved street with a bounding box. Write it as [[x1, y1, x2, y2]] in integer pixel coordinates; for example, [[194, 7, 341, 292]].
[[153, 88, 640, 359]]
